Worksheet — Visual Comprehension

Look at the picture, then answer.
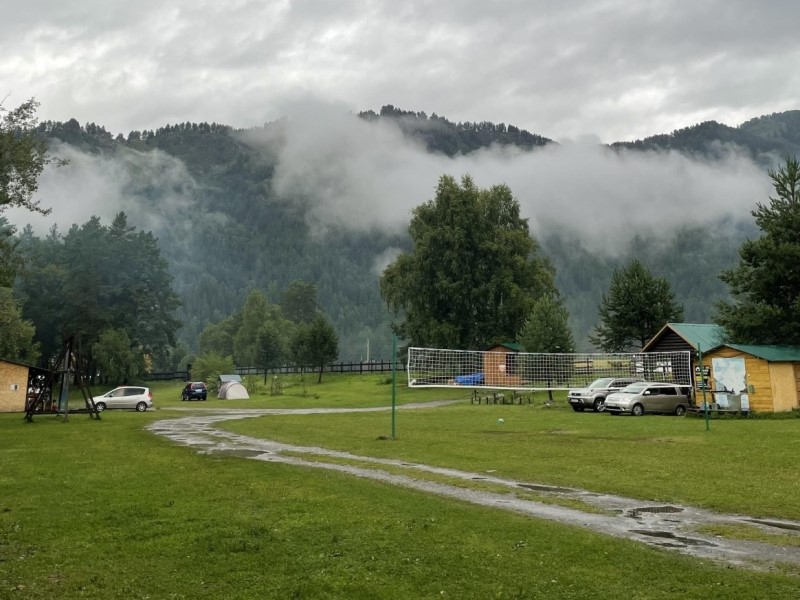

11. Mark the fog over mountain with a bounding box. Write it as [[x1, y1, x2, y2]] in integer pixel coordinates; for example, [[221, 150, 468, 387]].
[[17, 101, 772, 249], [6, 103, 791, 357]]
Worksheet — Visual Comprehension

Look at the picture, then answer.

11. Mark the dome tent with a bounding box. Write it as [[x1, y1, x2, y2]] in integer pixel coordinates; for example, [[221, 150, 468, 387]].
[[218, 380, 250, 400]]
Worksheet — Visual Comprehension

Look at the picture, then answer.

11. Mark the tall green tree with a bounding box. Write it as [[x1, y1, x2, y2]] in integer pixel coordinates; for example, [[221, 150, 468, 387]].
[[381, 174, 555, 350], [198, 313, 242, 358], [256, 321, 288, 384], [303, 314, 339, 383], [0, 217, 22, 287], [517, 295, 575, 353], [233, 289, 270, 366], [0, 287, 40, 364], [591, 259, 684, 351], [14, 213, 180, 373], [92, 328, 139, 384], [715, 156, 800, 344], [280, 280, 319, 323], [1, 98, 59, 214]]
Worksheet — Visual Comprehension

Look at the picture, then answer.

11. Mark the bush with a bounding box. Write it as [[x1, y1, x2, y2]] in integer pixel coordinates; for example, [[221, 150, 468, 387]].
[[193, 352, 235, 394]]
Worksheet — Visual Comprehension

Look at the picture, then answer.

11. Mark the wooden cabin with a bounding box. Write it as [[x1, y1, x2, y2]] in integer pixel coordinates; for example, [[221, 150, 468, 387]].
[[642, 323, 724, 356], [642, 323, 724, 390], [701, 344, 800, 413]]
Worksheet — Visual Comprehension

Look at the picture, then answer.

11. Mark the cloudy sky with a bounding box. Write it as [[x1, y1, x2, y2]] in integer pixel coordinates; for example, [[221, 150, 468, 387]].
[[3, 0, 799, 143]]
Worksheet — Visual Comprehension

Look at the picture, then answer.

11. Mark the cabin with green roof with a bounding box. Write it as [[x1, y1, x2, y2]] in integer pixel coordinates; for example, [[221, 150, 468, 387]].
[[702, 344, 800, 413], [643, 324, 800, 412]]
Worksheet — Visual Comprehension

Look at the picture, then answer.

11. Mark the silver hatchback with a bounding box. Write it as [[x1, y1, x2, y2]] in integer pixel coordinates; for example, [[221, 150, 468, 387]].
[[604, 382, 693, 416], [92, 386, 153, 412]]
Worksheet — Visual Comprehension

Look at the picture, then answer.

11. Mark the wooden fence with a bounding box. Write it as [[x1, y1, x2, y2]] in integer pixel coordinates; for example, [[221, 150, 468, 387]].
[[235, 360, 403, 376]]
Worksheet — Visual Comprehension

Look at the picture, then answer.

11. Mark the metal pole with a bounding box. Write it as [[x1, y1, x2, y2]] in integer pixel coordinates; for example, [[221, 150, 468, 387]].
[[391, 333, 397, 440], [698, 345, 709, 431]]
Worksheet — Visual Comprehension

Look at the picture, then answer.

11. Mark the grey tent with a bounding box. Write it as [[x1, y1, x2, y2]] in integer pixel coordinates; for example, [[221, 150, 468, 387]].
[[218, 381, 250, 399]]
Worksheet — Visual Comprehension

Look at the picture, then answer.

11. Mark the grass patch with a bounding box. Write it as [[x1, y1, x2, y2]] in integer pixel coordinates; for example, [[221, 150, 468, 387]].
[[4, 374, 800, 598]]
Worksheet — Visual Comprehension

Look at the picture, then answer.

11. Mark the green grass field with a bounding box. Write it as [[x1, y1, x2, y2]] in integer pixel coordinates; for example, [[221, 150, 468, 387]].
[[2, 374, 799, 598]]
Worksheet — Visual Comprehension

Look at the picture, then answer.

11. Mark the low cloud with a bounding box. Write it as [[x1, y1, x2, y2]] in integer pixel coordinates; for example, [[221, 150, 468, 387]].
[[7, 103, 772, 258], [263, 102, 770, 253], [4, 141, 198, 234]]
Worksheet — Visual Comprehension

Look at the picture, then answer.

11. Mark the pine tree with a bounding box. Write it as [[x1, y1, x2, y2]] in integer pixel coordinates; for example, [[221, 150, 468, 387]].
[[591, 259, 684, 351], [715, 156, 800, 344]]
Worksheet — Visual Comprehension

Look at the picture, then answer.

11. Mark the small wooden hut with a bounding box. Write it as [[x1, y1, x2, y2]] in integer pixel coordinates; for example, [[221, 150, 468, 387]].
[[484, 343, 523, 387], [701, 344, 800, 413]]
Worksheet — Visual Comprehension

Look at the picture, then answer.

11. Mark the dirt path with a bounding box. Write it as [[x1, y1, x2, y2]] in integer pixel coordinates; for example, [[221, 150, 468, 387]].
[[148, 403, 800, 573]]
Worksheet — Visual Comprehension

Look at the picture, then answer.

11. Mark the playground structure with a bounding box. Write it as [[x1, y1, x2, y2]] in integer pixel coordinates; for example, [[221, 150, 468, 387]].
[[24, 337, 101, 422]]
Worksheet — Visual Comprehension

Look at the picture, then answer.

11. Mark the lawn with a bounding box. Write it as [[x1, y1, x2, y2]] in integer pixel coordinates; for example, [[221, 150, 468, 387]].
[[2, 374, 799, 598]]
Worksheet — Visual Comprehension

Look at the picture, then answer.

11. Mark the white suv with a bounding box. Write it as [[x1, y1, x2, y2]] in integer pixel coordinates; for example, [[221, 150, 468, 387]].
[[568, 377, 643, 412]]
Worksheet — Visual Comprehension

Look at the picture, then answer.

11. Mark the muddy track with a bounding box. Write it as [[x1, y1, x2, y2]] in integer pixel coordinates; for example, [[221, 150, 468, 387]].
[[148, 403, 800, 573]]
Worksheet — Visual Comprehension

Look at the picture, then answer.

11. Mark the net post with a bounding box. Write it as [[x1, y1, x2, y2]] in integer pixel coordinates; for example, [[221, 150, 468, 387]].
[[391, 333, 397, 440]]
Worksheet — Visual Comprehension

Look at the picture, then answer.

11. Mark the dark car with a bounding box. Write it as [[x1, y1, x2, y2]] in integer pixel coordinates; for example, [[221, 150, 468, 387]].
[[181, 382, 207, 401]]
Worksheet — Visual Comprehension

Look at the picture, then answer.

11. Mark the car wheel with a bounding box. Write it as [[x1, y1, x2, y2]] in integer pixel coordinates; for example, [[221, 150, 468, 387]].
[[592, 398, 605, 412], [675, 405, 687, 416], [95, 402, 106, 412], [135, 401, 147, 412], [181, 395, 187, 401], [632, 403, 644, 417]]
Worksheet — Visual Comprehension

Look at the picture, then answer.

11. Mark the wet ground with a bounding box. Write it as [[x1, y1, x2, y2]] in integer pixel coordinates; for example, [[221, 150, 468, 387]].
[[148, 403, 800, 573]]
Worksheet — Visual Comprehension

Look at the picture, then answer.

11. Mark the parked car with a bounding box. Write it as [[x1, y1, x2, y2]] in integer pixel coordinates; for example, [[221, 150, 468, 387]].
[[567, 377, 643, 412], [92, 386, 153, 412], [181, 382, 207, 401], [604, 382, 693, 416]]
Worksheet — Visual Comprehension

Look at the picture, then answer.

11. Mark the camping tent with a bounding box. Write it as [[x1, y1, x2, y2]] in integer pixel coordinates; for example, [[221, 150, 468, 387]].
[[218, 381, 250, 400]]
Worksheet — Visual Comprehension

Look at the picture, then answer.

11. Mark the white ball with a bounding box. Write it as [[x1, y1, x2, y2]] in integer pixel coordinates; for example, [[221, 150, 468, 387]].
[[497, 418, 505, 424]]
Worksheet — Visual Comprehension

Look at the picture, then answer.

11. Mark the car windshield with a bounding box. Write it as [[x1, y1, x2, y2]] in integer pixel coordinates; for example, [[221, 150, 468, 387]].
[[619, 382, 648, 394], [588, 377, 615, 388], [191, 384, 205, 390]]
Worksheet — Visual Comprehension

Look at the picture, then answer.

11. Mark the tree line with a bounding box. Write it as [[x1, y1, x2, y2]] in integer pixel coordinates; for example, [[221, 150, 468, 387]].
[[3, 98, 800, 389]]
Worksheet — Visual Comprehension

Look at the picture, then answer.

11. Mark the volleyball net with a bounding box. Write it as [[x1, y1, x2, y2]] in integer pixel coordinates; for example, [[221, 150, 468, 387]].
[[406, 347, 693, 390]]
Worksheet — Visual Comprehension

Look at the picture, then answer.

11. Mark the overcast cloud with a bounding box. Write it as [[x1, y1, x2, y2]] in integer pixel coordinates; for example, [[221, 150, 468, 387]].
[[2, 0, 799, 142]]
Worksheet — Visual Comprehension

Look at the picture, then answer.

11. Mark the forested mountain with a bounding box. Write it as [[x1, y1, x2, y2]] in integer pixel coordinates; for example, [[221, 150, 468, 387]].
[[612, 110, 800, 166], [16, 107, 798, 361], [358, 105, 552, 155]]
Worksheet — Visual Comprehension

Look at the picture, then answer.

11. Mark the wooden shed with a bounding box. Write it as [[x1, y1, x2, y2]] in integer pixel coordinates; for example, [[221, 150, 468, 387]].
[[701, 344, 800, 413], [0, 358, 53, 413], [484, 343, 523, 387]]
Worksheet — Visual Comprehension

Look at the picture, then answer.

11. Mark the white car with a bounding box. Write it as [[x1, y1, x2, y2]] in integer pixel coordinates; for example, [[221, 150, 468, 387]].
[[92, 386, 153, 412]]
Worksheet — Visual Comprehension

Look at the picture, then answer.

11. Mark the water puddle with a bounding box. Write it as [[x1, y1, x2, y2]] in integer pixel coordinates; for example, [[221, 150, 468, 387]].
[[630, 529, 716, 547], [518, 483, 573, 493]]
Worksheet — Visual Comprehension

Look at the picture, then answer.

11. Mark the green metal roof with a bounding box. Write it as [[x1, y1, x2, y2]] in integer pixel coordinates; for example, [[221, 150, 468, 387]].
[[709, 344, 800, 362], [664, 323, 725, 353]]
